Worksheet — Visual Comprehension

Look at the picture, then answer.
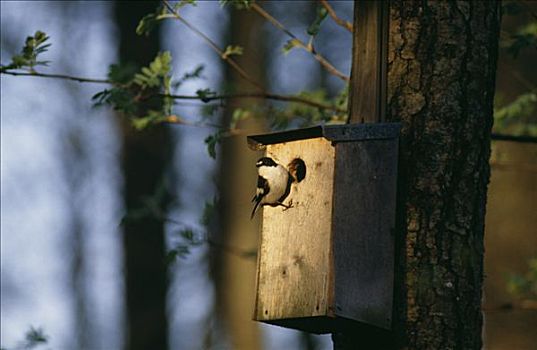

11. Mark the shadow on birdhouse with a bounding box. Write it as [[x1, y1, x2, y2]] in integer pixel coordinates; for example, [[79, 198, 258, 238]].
[[247, 123, 401, 334]]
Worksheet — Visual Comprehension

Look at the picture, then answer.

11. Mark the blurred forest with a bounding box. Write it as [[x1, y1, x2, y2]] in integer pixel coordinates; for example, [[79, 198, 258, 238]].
[[0, 1, 536, 350]]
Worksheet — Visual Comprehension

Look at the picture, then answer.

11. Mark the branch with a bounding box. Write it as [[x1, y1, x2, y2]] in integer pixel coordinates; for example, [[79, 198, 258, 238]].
[[319, 0, 353, 32], [161, 0, 265, 92], [164, 92, 346, 112], [1, 69, 344, 112], [1, 69, 111, 84], [250, 2, 349, 82]]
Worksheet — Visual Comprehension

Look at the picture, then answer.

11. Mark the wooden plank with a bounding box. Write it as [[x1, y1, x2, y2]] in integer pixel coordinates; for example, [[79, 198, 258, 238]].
[[332, 139, 398, 329], [254, 138, 335, 321], [348, 1, 388, 123]]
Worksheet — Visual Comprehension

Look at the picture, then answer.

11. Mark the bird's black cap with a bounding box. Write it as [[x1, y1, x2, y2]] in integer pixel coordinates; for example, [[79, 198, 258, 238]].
[[256, 157, 278, 167]]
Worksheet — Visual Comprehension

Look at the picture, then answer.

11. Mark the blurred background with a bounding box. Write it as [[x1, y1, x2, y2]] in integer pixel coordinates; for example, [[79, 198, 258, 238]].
[[0, 1, 535, 349]]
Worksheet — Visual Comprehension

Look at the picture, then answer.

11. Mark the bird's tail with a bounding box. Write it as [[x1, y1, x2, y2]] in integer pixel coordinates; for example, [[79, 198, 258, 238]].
[[250, 199, 261, 220]]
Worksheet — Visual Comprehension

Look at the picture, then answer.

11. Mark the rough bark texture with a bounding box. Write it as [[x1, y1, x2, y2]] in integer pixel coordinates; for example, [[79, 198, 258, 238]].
[[115, 2, 170, 349], [387, 1, 501, 349]]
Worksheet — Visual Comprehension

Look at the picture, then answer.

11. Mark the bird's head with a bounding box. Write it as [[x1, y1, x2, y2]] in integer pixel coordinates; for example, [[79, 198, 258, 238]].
[[256, 157, 278, 168]]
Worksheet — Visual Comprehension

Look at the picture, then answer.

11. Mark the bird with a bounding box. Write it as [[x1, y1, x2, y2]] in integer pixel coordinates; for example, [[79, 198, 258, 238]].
[[251, 156, 293, 219]]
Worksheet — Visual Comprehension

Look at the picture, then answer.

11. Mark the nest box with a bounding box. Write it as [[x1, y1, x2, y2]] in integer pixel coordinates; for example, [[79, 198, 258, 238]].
[[247, 123, 400, 333]]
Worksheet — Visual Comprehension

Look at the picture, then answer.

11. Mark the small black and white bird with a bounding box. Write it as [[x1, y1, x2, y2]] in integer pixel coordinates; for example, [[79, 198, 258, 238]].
[[251, 157, 292, 219]]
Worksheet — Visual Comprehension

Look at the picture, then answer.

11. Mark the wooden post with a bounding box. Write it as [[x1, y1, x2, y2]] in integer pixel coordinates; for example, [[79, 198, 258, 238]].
[[347, 0, 388, 124], [334, 0, 392, 348]]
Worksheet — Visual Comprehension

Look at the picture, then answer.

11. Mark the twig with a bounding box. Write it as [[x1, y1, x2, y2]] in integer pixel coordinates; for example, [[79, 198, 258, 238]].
[[164, 92, 346, 112], [250, 2, 349, 82], [319, 0, 353, 32], [1, 70, 111, 84], [161, 0, 265, 92], [162, 216, 256, 260], [163, 115, 245, 137]]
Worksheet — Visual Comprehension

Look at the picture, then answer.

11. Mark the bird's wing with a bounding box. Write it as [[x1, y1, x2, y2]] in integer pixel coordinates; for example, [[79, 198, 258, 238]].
[[251, 176, 270, 219]]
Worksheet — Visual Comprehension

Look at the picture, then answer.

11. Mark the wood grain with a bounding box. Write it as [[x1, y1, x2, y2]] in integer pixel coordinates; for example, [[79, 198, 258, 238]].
[[254, 138, 335, 321], [348, 1, 388, 123], [332, 140, 398, 329]]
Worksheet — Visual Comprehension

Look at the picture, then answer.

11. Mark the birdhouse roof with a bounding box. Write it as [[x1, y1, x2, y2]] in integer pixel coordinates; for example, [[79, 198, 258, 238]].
[[247, 123, 401, 150]]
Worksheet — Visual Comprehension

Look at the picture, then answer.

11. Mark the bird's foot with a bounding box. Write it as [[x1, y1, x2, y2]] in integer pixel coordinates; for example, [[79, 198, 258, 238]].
[[281, 199, 293, 211]]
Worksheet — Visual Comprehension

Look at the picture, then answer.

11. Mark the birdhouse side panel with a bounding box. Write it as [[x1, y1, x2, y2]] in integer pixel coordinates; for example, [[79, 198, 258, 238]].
[[332, 139, 398, 329], [255, 138, 336, 321]]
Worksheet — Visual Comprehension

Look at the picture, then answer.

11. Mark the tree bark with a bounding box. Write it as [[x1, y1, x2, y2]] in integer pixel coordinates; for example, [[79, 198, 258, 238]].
[[114, 2, 170, 349], [387, 1, 501, 349]]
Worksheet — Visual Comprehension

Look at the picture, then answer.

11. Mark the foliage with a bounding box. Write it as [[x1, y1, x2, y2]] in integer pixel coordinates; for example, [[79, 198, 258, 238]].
[[501, 21, 537, 58], [0, 31, 50, 72], [165, 228, 204, 264], [495, 3, 537, 136], [1, 1, 353, 159], [494, 92, 537, 136], [204, 131, 223, 159], [0, 326, 48, 350], [307, 4, 329, 37], [507, 257, 537, 301], [222, 45, 244, 59], [173, 64, 205, 89], [91, 51, 174, 128]]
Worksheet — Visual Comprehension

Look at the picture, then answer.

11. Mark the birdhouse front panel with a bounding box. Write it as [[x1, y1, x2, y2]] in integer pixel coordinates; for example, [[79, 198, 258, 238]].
[[248, 123, 400, 334], [254, 137, 335, 323]]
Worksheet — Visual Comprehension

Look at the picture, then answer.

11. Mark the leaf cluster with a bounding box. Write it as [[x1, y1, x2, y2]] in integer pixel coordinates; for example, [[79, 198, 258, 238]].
[[507, 257, 537, 301], [501, 20, 537, 59], [0, 31, 50, 72], [92, 52, 177, 130], [494, 92, 537, 136], [165, 228, 204, 265]]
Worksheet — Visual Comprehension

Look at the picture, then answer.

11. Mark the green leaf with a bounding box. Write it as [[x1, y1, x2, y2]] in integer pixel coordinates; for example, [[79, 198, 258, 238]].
[[501, 22, 537, 58], [180, 229, 195, 241], [131, 116, 155, 130], [307, 5, 329, 36], [174, 0, 197, 10], [137, 13, 158, 37], [108, 63, 137, 84], [230, 108, 249, 129], [282, 39, 301, 55], [201, 198, 217, 226], [131, 110, 169, 130], [222, 45, 244, 59], [24, 326, 48, 348], [173, 64, 205, 89], [204, 132, 222, 159], [494, 92, 537, 136], [132, 51, 172, 89], [165, 249, 180, 265], [92, 87, 137, 114], [196, 88, 217, 103]]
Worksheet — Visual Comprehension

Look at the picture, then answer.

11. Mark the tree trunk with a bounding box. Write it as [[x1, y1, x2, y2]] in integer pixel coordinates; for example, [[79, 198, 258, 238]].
[[114, 2, 170, 349], [212, 4, 266, 350], [387, 1, 501, 348]]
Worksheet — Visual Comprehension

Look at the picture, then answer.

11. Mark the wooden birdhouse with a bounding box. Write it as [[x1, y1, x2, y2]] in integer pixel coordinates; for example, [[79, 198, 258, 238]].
[[247, 123, 400, 334]]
